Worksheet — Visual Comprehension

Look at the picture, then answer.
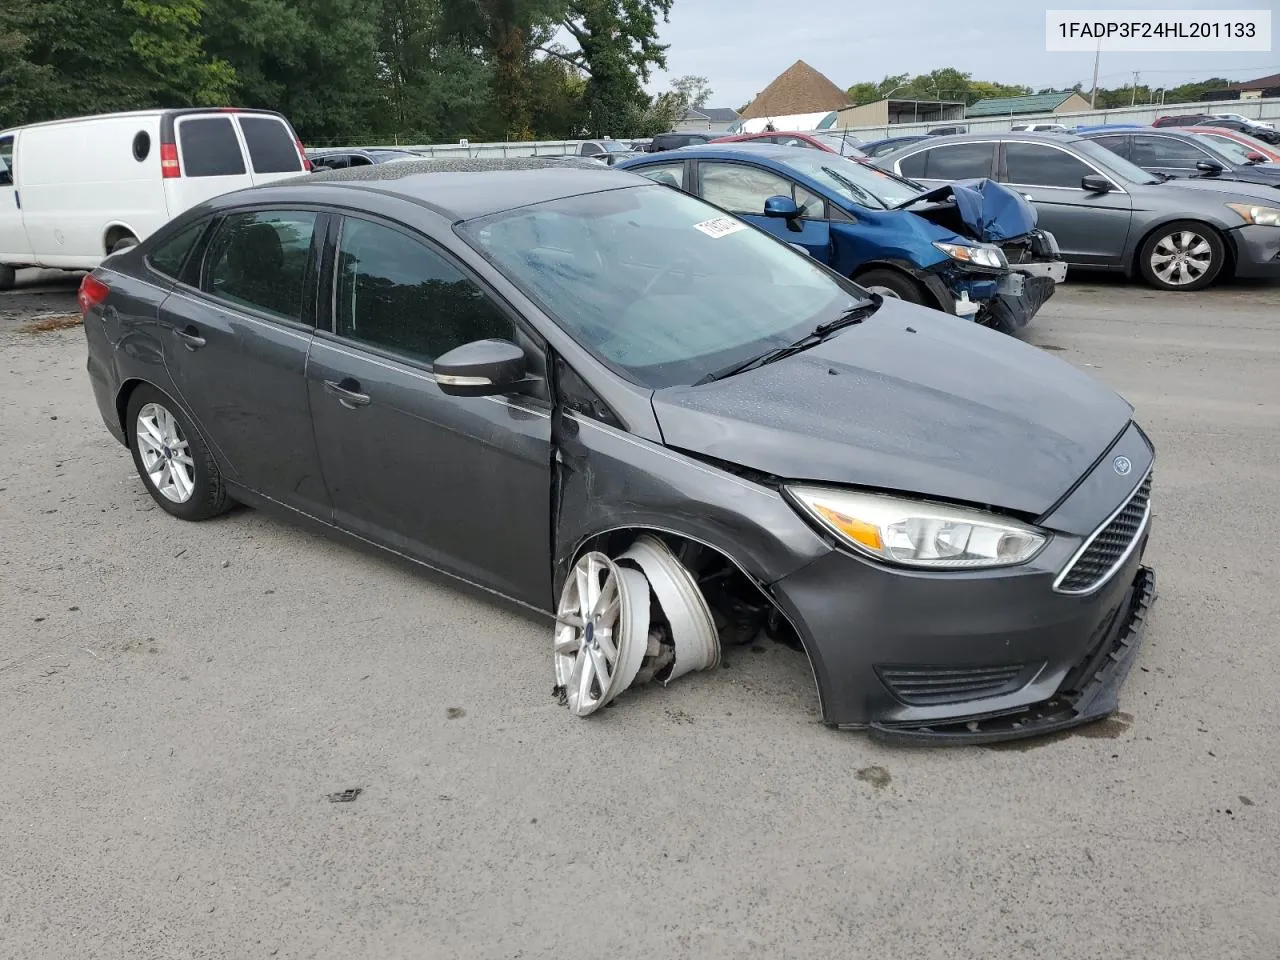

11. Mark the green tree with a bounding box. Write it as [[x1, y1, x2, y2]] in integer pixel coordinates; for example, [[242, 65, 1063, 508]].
[[670, 74, 711, 111], [123, 0, 235, 104]]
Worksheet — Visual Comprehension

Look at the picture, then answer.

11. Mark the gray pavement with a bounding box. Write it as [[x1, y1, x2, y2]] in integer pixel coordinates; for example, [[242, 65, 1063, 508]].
[[1, 274, 1278, 960]]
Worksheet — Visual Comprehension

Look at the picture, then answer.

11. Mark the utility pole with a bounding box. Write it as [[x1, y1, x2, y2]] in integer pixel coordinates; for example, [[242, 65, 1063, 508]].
[[1089, 39, 1101, 108], [1131, 71, 1140, 107]]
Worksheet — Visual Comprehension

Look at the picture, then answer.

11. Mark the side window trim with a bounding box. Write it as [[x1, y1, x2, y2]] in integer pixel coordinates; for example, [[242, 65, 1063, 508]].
[[1000, 140, 1125, 192], [195, 205, 328, 331], [319, 213, 546, 376]]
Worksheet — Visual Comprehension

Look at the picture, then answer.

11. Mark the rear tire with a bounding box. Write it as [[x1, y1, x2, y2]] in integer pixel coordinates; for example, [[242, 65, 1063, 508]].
[[126, 385, 231, 521], [109, 235, 138, 254], [854, 268, 926, 305], [0, 264, 14, 290], [1137, 220, 1224, 291]]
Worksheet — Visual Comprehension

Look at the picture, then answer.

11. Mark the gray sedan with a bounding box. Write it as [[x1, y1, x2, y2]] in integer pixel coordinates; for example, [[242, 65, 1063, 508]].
[[78, 160, 1155, 743], [875, 132, 1280, 290]]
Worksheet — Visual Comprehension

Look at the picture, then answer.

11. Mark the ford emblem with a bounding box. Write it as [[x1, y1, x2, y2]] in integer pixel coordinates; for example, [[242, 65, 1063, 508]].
[[1113, 456, 1132, 477]]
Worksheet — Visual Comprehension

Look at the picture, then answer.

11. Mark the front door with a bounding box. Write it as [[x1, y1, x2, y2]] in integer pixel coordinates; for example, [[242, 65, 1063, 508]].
[[1130, 134, 1218, 179], [0, 133, 34, 268], [1001, 141, 1133, 265], [697, 161, 832, 260], [160, 207, 331, 516], [306, 214, 553, 607]]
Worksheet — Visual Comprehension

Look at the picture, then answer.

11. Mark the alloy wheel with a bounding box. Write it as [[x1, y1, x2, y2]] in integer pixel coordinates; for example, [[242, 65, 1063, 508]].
[[1149, 230, 1213, 286], [554, 552, 649, 716], [135, 402, 196, 503]]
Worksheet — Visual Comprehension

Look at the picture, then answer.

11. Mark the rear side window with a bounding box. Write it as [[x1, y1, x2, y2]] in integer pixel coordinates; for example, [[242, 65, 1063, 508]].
[[178, 117, 246, 177], [203, 211, 318, 322], [635, 162, 685, 190], [239, 116, 303, 173], [335, 218, 513, 364], [147, 221, 207, 279], [1005, 143, 1092, 188], [912, 143, 996, 179]]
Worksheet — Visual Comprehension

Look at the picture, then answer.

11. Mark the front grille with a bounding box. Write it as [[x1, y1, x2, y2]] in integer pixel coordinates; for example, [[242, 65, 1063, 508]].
[[1056, 472, 1152, 594], [878, 664, 1029, 706]]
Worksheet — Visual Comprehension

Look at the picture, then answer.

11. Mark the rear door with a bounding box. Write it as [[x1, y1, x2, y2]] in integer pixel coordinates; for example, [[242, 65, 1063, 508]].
[[1000, 140, 1132, 266], [166, 114, 253, 215], [696, 161, 831, 260], [235, 113, 307, 184], [0, 132, 35, 266], [159, 206, 331, 516], [306, 214, 553, 605]]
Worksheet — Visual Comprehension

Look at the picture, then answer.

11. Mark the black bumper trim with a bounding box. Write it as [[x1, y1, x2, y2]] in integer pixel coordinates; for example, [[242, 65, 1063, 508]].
[[865, 566, 1155, 746]]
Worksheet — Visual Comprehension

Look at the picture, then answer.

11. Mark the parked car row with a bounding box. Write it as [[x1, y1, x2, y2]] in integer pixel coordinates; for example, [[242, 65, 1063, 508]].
[[78, 156, 1159, 742]]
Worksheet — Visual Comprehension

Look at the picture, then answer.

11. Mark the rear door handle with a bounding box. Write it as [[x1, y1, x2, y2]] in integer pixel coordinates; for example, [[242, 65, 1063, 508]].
[[172, 326, 206, 350], [324, 378, 371, 409]]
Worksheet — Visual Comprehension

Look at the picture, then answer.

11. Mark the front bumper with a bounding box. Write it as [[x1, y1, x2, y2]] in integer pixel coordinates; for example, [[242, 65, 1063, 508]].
[[767, 424, 1155, 744], [1228, 224, 1280, 278]]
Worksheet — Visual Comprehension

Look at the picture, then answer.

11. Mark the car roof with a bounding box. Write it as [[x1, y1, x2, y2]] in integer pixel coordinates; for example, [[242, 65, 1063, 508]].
[[249, 158, 636, 221], [899, 131, 1088, 147], [660, 143, 829, 160]]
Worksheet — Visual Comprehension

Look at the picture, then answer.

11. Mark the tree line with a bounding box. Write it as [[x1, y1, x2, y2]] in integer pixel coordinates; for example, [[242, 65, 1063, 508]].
[[0, 0, 688, 144], [843, 68, 1233, 110]]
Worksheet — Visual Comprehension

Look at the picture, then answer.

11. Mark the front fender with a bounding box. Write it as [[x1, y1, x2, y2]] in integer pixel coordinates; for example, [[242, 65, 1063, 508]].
[[851, 257, 954, 312], [552, 414, 830, 596]]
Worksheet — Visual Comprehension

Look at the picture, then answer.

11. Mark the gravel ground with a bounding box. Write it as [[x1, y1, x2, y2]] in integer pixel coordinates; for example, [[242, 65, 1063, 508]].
[[2, 269, 1278, 960]]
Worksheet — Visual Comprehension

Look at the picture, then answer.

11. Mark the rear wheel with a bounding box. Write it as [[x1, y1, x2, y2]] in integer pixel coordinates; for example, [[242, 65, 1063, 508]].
[[109, 235, 138, 254], [854, 268, 926, 305], [126, 385, 231, 520], [1138, 221, 1224, 291]]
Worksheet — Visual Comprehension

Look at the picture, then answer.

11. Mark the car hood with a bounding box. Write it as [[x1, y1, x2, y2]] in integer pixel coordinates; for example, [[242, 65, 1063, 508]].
[[652, 305, 1133, 518], [1157, 176, 1280, 198], [897, 178, 1039, 242]]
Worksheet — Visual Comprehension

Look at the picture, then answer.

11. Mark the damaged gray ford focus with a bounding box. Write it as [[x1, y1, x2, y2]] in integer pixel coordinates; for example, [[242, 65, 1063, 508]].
[[81, 160, 1155, 744]]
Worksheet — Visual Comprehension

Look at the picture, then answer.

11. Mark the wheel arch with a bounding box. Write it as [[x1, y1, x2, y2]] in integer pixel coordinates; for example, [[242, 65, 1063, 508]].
[[103, 222, 140, 255], [851, 259, 950, 311]]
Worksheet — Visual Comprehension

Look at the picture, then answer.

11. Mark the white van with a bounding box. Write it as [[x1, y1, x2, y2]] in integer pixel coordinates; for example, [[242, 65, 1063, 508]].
[[0, 108, 310, 288]]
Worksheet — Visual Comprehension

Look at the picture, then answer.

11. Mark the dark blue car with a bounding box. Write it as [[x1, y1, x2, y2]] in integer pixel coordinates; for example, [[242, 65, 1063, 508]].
[[617, 144, 1066, 334]]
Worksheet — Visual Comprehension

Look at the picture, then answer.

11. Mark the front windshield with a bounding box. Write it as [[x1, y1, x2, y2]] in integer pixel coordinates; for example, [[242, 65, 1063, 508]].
[[600, 141, 629, 153], [1074, 139, 1162, 184], [457, 185, 861, 388], [775, 151, 924, 208], [1193, 134, 1263, 164]]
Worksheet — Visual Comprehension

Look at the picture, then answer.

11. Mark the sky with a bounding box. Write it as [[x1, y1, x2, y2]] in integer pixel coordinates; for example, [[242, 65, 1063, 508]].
[[644, 0, 1280, 108]]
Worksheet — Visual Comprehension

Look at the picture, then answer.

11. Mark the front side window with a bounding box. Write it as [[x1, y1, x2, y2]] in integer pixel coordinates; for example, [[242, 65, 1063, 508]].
[[1195, 134, 1265, 164], [335, 218, 513, 365], [700, 163, 794, 214], [457, 184, 861, 389], [1004, 143, 1091, 188], [238, 116, 303, 174], [1090, 135, 1130, 160], [148, 220, 207, 279], [1131, 135, 1212, 168], [203, 210, 317, 321], [177, 117, 247, 178], [0, 135, 13, 185]]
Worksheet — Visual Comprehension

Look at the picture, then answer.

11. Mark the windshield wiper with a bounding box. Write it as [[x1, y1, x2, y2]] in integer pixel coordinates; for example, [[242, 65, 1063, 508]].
[[693, 298, 880, 385]]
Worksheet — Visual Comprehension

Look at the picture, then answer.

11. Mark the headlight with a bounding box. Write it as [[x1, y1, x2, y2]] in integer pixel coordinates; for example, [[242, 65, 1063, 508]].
[[1227, 202, 1280, 226], [933, 241, 1008, 269], [787, 486, 1047, 569]]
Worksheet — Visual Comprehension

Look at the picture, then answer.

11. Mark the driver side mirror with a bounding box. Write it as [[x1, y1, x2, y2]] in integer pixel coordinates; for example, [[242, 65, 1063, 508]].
[[434, 339, 528, 397], [1195, 159, 1224, 175], [763, 194, 804, 232], [1080, 174, 1112, 193], [1246, 151, 1268, 163]]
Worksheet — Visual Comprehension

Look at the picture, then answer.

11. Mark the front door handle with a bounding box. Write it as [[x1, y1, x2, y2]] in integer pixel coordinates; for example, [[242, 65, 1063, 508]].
[[324, 378, 371, 409], [173, 326, 206, 350]]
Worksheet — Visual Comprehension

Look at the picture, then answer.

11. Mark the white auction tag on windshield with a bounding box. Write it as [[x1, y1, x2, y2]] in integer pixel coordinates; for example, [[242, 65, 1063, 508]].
[[693, 217, 746, 238]]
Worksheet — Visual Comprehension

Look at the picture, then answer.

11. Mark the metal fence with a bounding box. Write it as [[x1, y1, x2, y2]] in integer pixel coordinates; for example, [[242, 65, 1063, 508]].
[[327, 96, 1280, 156]]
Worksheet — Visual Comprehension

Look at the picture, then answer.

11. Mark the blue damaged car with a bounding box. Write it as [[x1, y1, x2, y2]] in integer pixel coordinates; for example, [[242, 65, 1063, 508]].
[[618, 143, 1067, 334]]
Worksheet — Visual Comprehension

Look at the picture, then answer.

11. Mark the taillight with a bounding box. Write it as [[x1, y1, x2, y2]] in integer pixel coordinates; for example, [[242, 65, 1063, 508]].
[[160, 142, 180, 178], [297, 139, 312, 171], [78, 274, 110, 315]]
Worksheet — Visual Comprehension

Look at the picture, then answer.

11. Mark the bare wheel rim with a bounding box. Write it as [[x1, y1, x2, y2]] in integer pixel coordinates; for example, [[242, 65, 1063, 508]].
[[135, 402, 195, 504], [1150, 230, 1213, 286], [554, 553, 648, 717]]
